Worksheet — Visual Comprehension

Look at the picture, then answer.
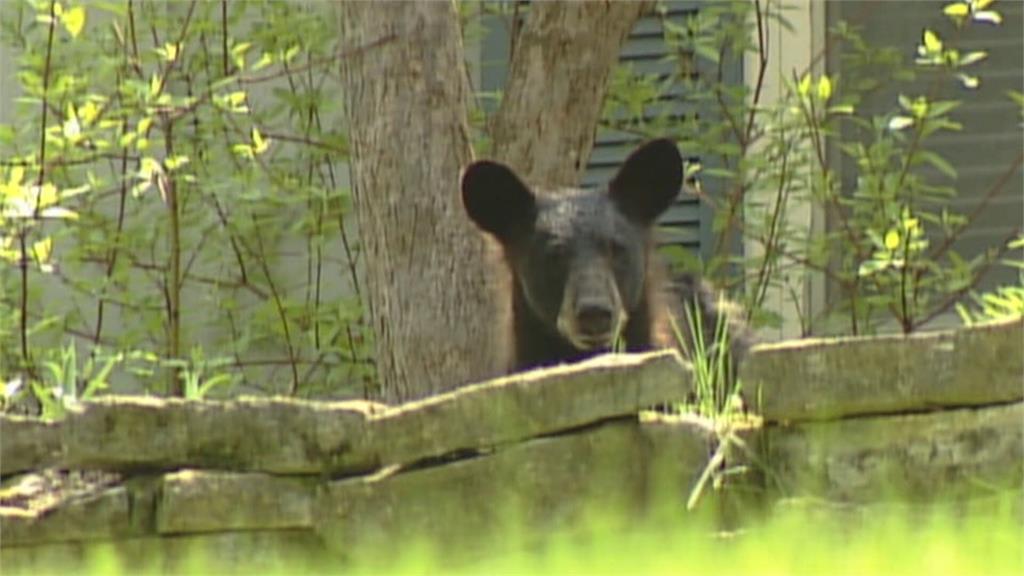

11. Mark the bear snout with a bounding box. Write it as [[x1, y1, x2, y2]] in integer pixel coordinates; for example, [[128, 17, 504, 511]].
[[556, 292, 627, 351], [575, 301, 615, 338]]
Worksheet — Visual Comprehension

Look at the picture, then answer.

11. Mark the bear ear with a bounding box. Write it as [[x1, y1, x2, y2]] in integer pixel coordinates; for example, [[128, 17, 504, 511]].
[[461, 160, 537, 243], [608, 138, 683, 224]]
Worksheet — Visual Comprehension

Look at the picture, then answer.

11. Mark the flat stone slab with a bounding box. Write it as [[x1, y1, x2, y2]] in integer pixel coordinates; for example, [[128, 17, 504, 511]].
[[157, 470, 315, 534], [1, 483, 140, 546], [1, 351, 691, 477], [766, 401, 1024, 501], [62, 397, 384, 475], [370, 350, 694, 465], [742, 319, 1023, 422], [0, 416, 62, 476]]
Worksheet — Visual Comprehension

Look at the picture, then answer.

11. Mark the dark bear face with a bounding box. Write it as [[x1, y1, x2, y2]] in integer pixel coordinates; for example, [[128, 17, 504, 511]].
[[514, 191, 648, 349], [462, 139, 683, 351]]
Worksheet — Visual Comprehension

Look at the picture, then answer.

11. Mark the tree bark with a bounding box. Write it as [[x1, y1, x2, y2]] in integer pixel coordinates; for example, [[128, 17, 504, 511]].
[[337, 2, 506, 403], [490, 1, 650, 186], [337, 1, 647, 402]]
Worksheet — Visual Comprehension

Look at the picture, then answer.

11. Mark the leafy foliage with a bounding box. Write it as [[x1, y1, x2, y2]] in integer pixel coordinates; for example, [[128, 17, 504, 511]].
[[2, 0, 1020, 412], [957, 236, 1024, 325], [601, 0, 1021, 336], [1, 0, 373, 408]]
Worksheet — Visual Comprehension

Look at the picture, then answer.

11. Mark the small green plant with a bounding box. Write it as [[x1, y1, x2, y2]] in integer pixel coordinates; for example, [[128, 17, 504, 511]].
[[163, 346, 238, 400], [665, 299, 754, 510], [668, 296, 743, 419], [957, 284, 1024, 325], [13, 343, 121, 420], [957, 238, 1024, 325]]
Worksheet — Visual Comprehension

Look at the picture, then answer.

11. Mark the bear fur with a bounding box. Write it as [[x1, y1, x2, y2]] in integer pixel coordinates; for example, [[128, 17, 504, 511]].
[[461, 139, 747, 373]]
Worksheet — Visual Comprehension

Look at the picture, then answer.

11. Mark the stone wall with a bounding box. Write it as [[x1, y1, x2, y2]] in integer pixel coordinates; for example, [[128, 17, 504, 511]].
[[1, 320, 1021, 571]]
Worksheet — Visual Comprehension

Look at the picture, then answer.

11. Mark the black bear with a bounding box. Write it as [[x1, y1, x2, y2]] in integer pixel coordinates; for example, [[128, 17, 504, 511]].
[[461, 139, 746, 373]]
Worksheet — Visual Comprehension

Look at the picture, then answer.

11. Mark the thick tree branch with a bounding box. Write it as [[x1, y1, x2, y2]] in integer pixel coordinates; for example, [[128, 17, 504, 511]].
[[490, 1, 651, 187]]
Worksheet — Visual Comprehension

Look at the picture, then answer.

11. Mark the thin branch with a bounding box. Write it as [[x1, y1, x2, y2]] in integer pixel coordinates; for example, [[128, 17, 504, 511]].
[[743, 0, 768, 139], [926, 152, 1024, 262], [238, 35, 397, 86]]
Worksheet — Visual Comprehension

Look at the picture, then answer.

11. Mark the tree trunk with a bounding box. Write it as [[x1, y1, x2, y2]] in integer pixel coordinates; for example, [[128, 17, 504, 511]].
[[337, 2, 506, 403], [337, 1, 647, 402], [490, 1, 650, 186]]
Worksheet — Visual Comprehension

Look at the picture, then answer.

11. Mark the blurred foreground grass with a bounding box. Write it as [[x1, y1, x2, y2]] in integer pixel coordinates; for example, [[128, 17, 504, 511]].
[[17, 491, 1021, 575]]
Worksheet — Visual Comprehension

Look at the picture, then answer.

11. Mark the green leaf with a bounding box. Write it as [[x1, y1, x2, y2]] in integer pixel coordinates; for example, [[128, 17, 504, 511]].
[[817, 75, 832, 101], [60, 183, 90, 199], [8, 165, 25, 186], [283, 44, 300, 63], [910, 97, 929, 118], [927, 100, 960, 118], [828, 104, 855, 115], [78, 100, 100, 125], [684, 161, 702, 179], [798, 74, 812, 97], [251, 127, 269, 155], [0, 124, 15, 145], [943, 2, 970, 17], [922, 29, 942, 54], [61, 6, 86, 38], [959, 51, 987, 66], [32, 237, 53, 263], [884, 230, 901, 250], [693, 42, 720, 64], [230, 41, 252, 57], [957, 73, 980, 89], [165, 155, 189, 170], [149, 73, 162, 98], [231, 42, 252, 70], [233, 143, 253, 159], [917, 150, 958, 180], [972, 10, 1002, 24], [887, 116, 914, 131], [159, 42, 179, 62], [40, 206, 78, 220], [252, 53, 274, 71], [62, 116, 81, 140]]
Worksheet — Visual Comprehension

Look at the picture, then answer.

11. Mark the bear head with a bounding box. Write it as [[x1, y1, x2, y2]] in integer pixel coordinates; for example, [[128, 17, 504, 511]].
[[462, 139, 683, 354]]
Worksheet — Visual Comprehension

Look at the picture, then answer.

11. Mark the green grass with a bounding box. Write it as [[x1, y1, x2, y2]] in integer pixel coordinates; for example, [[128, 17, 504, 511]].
[[10, 493, 1021, 575], [462, 498, 1023, 576], [667, 298, 743, 420]]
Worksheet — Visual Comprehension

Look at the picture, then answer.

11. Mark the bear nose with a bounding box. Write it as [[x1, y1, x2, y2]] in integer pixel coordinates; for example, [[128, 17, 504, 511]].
[[575, 302, 614, 336]]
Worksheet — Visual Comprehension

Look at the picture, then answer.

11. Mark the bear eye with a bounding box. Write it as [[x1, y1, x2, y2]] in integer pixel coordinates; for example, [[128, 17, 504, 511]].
[[531, 236, 567, 266]]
